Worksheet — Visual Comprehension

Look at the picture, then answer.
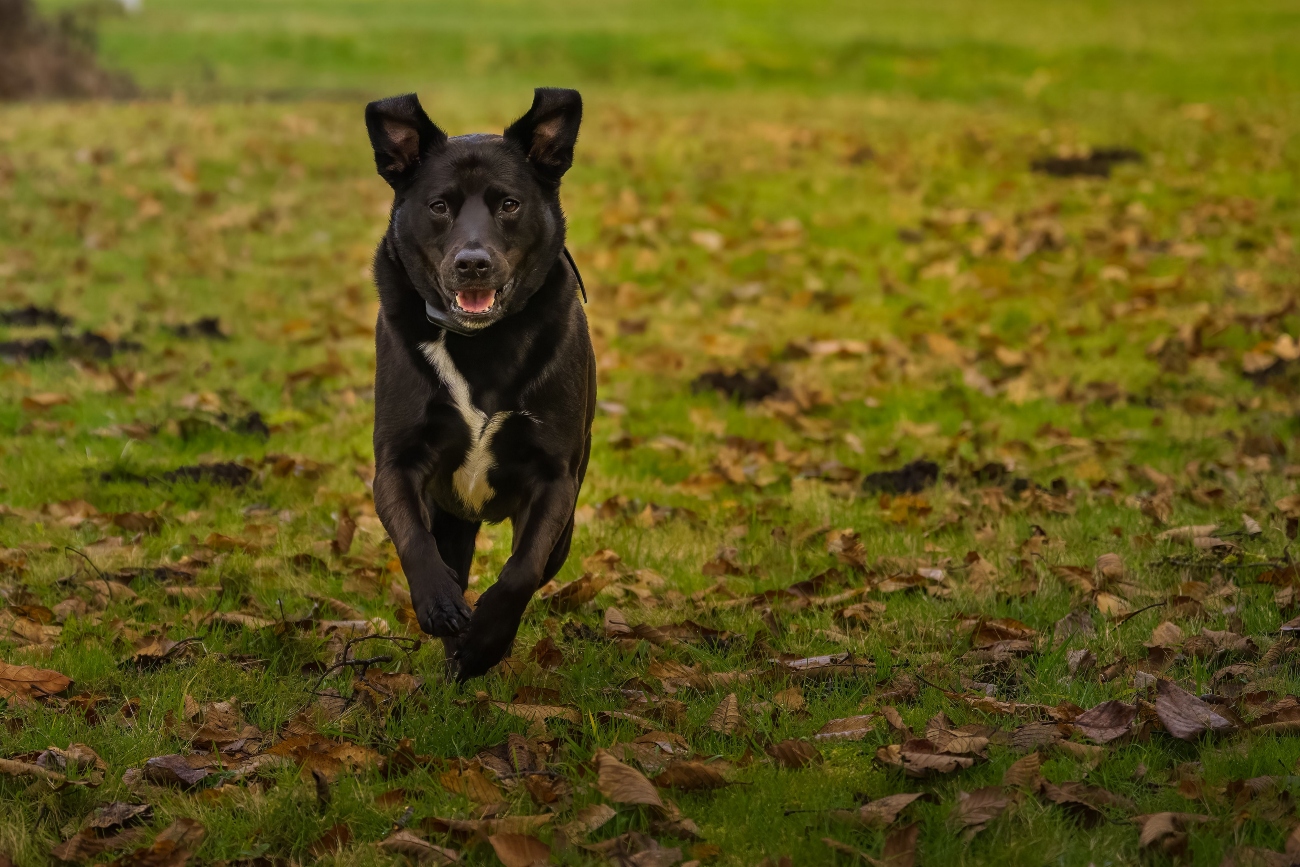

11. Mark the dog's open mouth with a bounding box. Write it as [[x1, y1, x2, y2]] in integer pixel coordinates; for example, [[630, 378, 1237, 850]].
[[454, 289, 497, 314]]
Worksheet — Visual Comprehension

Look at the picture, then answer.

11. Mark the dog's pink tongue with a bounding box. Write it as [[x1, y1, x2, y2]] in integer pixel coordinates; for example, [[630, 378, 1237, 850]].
[[456, 289, 496, 314]]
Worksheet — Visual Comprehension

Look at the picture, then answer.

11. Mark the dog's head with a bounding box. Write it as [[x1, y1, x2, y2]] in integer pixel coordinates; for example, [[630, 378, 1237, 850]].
[[366, 88, 582, 332]]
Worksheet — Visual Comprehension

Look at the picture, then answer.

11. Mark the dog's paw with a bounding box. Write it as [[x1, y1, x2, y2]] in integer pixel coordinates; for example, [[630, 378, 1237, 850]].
[[410, 581, 473, 638], [452, 585, 527, 681]]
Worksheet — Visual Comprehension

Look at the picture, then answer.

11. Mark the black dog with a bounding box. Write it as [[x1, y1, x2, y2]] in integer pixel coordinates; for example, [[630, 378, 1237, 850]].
[[365, 88, 595, 680]]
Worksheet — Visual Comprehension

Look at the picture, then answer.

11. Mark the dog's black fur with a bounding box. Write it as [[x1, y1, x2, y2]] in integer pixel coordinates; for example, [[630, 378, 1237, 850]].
[[365, 88, 594, 681]]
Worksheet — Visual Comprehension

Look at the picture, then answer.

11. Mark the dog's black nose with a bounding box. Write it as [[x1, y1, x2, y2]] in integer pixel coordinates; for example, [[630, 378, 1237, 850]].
[[454, 249, 492, 279]]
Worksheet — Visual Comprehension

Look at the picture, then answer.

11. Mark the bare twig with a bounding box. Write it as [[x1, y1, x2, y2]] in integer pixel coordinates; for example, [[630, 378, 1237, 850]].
[[1116, 600, 1167, 626], [64, 546, 105, 578]]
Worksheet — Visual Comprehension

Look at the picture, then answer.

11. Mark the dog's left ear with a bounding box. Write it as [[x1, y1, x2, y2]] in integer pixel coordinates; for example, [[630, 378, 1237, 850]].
[[365, 93, 447, 187], [504, 88, 583, 182]]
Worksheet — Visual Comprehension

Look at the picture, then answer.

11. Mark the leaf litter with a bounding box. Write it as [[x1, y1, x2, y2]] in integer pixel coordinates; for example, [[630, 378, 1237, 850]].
[[2, 73, 1300, 867]]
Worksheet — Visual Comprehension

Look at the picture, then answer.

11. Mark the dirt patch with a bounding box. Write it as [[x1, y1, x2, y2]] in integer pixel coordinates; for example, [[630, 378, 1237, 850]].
[[0, 0, 136, 100]]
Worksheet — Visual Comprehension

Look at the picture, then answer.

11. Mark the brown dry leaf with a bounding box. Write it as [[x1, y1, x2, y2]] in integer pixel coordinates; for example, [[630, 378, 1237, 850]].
[[881, 706, 910, 736], [1041, 780, 1135, 826], [767, 739, 822, 769], [265, 734, 382, 783], [772, 686, 805, 712], [488, 833, 549, 867], [491, 701, 580, 726], [0, 756, 74, 786], [1147, 621, 1185, 649], [332, 507, 356, 556], [652, 760, 729, 791], [1072, 700, 1137, 743], [540, 572, 611, 612], [439, 763, 504, 804], [52, 828, 147, 863], [1002, 752, 1042, 790], [1155, 679, 1235, 740], [970, 618, 1037, 648], [376, 830, 459, 864], [0, 661, 72, 704], [950, 786, 1010, 836], [86, 802, 154, 832], [308, 823, 351, 857], [838, 792, 927, 830], [23, 392, 71, 410], [706, 693, 741, 734], [1136, 812, 1210, 851], [529, 636, 564, 670], [880, 822, 920, 867], [143, 755, 209, 789], [111, 817, 205, 867], [814, 715, 879, 742], [554, 804, 616, 845], [603, 606, 633, 637], [423, 815, 551, 842], [594, 748, 663, 807], [876, 740, 976, 778]]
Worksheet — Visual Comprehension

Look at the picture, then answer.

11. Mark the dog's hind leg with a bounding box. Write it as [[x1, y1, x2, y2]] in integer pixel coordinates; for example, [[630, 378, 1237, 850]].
[[426, 500, 480, 663]]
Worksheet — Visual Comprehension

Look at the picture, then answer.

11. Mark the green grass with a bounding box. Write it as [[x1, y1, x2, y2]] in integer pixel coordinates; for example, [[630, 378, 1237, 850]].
[[39, 0, 1300, 107], [3, 2, 1300, 865]]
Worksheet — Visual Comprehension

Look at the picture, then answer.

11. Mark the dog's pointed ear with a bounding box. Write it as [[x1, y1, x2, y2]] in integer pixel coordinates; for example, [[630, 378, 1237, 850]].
[[504, 87, 582, 182], [365, 93, 447, 187]]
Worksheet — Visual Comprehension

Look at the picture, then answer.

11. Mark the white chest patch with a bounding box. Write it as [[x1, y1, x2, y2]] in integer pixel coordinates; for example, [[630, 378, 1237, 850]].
[[420, 335, 511, 514]]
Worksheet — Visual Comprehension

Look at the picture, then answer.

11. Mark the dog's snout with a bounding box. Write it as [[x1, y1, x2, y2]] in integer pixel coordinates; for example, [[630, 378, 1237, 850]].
[[454, 249, 493, 279]]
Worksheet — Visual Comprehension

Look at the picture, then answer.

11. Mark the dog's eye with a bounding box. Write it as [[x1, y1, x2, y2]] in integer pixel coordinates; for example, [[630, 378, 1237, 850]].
[[429, 200, 448, 216], [500, 199, 520, 214]]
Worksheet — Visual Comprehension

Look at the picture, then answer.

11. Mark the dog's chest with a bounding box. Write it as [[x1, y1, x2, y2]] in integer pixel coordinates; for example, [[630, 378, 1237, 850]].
[[419, 335, 513, 515]]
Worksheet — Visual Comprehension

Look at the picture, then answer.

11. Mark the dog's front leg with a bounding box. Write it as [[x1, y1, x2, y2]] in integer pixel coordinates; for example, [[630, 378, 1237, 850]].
[[453, 481, 576, 680], [373, 461, 473, 638]]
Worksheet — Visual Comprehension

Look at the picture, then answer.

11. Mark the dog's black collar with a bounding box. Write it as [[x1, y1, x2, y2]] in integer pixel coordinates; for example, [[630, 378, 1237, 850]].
[[425, 247, 587, 336], [423, 301, 481, 336]]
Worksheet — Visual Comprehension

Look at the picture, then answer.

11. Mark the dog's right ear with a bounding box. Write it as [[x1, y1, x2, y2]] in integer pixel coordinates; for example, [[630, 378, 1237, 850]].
[[365, 94, 447, 187]]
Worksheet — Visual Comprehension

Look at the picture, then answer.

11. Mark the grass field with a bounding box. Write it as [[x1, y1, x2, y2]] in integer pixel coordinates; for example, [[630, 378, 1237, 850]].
[[2, 2, 1300, 865]]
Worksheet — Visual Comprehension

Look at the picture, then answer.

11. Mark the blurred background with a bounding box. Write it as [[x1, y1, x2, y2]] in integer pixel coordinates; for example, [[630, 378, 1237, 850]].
[[7, 0, 1300, 107]]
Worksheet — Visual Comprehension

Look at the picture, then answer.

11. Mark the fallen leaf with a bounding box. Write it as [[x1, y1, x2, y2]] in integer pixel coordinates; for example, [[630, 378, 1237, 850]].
[[880, 822, 919, 867], [1155, 679, 1235, 740], [834, 792, 927, 829], [652, 760, 729, 790], [772, 686, 805, 712], [1072, 700, 1137, 743], [86, 802, 153, 832], [540, 572, 611, 612], [491, 702, 580, 726], [876, 740, 976, 777], [110, 817, 205, 867], [594, 749, 663, 807], [555, 804, 616, 845], [814, 715, 878, 741], [439, 763, 504, 804], [22, 392, 71, 410], [705, 693, 741, 734], [950, 787, 1010, 837], [1040, 780, 1134, 826], [529, 636, 564, 670], [1002, 752, 1042, 790], [377, 830, 459, 864], [488, 834, 549, 867], [308, 823, 351, 857], [52, 828, 146, 863], [1136, 812, 1210, 853], [0, 661, 72, 704], [767, 739, 822, 768], [143, 755, 209, 789]]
